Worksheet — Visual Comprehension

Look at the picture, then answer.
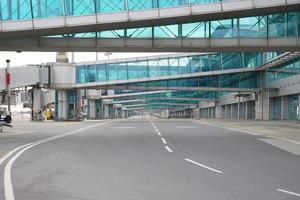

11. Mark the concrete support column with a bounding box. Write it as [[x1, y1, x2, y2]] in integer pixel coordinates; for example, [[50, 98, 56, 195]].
[[245, 101, 248, 119], [33, 88, 43, 111], [282, 96, 289, 120], [215, 105, 222, 119], [57, 90, 68, 120], [88, 99, 96, 119], [255, 90, 270, 120]]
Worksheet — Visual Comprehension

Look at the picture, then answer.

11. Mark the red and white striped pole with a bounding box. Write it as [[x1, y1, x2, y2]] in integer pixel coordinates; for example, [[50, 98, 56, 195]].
[[6, 59, 11, 112]]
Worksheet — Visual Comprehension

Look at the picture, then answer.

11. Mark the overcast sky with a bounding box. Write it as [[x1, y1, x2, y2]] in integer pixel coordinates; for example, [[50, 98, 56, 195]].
[[0, 52, 171, 67]]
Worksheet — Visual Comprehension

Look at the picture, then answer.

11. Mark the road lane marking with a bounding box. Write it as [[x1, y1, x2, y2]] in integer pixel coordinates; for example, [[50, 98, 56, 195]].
[[197, 122, 260, 136], [111, 127, 134, 129], [3, 122, 109, 200], [184, 158, 223, 174], [164, 146, 173, 153], [161, 138, 167, 144], [276, 189, 300, 197], [175, 126, 196, 129], [270, 137, 300, 145], [157, 132, 161, 136]]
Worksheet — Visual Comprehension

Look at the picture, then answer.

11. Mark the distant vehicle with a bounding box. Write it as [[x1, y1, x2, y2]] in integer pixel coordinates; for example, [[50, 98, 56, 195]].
[[0, 107, 12, 123], [0, 107, 12, 132]]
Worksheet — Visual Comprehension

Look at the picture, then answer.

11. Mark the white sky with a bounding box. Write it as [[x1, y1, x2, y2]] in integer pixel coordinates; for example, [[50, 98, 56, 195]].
[[0, 52, 171, 67]]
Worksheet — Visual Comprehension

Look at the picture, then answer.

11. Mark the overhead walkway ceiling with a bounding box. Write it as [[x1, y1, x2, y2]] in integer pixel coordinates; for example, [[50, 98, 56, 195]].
[[0, 0, 299, 39], [1, 11, 300, 52]]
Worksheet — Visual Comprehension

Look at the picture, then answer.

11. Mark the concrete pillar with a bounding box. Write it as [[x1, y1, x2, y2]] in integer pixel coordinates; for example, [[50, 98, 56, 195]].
[[244, 101, 248, 119], [57, 90, 68, 120], [33, 88, 43, 110], [88, 99, 96, 119], [255, 91, 270, 120], [215, 105, 222, 119], [282, 96, 289, 120]]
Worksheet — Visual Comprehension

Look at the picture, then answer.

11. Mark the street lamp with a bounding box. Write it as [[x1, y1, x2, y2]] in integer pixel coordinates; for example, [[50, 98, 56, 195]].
[[104, 52, 112, 61]]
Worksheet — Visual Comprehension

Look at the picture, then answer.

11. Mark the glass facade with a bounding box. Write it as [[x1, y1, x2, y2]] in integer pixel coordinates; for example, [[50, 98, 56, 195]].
[[76, 52, 264, 84], [267, 57, 300, 82], [53, 12, 300, 39], [0, 0, 226, 21]]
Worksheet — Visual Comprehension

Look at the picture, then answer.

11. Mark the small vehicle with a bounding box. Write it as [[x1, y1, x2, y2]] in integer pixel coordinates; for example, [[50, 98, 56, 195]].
[[0, 107, 12, 132], [0, 107, 12, 123]]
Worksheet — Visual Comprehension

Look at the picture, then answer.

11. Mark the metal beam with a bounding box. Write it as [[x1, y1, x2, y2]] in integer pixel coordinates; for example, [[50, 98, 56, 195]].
[[99, 85, 258, 92], [1, 38, 300, 52]]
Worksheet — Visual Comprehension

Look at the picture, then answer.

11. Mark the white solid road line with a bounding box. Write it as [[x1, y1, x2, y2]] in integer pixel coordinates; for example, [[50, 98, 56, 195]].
[[161, 138, 167, 144], [3, 122, 109, 200], [175, 126, 196, 129], [184, 158, 223, 174], [111, 127, 134, 129], [276, 189, 300, 197], [164, 146, 173, 153]]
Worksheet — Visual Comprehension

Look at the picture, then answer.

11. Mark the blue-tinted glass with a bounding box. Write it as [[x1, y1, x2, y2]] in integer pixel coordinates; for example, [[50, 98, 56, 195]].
[[148, 60, 158, 77], [96, 0, 124, 13], [127, 62, 138, 79], [127, 28, 153, 38], [87, 65, 96, 82], [1, 0, 32, 20], [138, 61, 149, 78], [107, 63, 117, 81], [64, 0, 95, 16], [158, 58, 169, 76], [169, 58, 180, 75], [117, 63, 127, 80], [31, 0, 63, 18], [97, 64, 107, 81], [128, 0, 157, 10]]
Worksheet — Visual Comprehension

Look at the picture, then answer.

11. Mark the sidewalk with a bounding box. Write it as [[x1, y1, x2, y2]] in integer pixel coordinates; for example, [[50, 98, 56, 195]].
[[193, 119, 300, 156], [195, 119, 300, 143]]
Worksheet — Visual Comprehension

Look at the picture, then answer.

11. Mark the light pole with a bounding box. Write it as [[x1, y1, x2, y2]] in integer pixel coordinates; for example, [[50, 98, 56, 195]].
[[104, 52, 112, 61], [6, 60, 11, 113]]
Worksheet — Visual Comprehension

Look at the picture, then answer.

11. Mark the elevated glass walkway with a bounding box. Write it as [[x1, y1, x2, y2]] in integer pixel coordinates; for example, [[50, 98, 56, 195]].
[[0, 0, 298, 39], [75, 52, 280, 91], [2, 11, 299, 52]]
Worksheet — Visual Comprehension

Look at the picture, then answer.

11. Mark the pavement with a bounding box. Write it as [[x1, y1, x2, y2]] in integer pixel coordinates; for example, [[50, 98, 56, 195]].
[[0, 119, 299, 200]]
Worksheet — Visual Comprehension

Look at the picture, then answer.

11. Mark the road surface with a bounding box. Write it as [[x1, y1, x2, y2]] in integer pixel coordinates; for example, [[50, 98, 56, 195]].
[[0, 120, 299, 200]]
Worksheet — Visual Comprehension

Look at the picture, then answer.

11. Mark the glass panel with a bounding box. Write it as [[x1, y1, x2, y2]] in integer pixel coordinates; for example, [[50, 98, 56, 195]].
[[179, 57, 191, 74], [148, 60, 158, 77], [154, 25, 179, 38], [128, 0, 157, 10], [87, 65, 96, 82], [239, 16, 267, 38], [1, 0, 32, 20], [31, 0, 63, 18], [138, 61, 149, 78], [169, 58, 180, 75], [76, 66, 86, 83], [64, 0, 95, 16], [158, 58, 169, 76], [95, 0, 124, 13], [183, 22, 208, 38], [127, 62, 138, 79], [107, 63, 117, 81], [96, 64, 107, 82], [127, 27, 152, 38], [117, 62, 127, 80], [211, 19, 237, 38]]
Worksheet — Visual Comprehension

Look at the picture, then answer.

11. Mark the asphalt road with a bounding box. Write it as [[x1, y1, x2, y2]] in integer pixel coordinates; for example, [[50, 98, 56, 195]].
[[0, 120, 299, 200]]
